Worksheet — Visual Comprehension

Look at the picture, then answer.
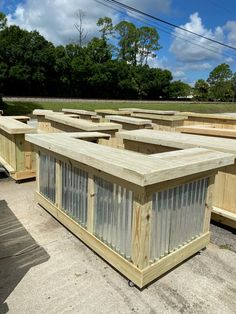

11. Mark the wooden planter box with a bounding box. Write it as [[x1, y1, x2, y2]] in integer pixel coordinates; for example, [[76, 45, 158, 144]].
[[180, 112, 236, 129], [105, 115, 153, 131], [117, 129, 236, 228], [26, 132, 234, 287], [131, 113, 186, 132], [0, 117, 36, 181]]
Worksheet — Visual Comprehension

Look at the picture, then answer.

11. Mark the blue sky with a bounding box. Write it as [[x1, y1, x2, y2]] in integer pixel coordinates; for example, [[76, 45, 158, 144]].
[[1, 0, 236, 85]]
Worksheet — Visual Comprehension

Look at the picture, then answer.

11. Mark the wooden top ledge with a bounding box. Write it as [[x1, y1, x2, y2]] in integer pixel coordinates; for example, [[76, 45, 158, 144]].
[[45, 114, 121, 131], [119, 108, 178, 115], [131, 113, 186, 121], [62, 108, 97, 116], [117, 129, 236, 155], [32, 109, 54, 116], [95, 109, 131, 116], [105, 115, 152, 125], [26, 133, 234, 186], [0, 117, 36, 134], [177, 125, 236, 139], [179, 112, 236, 121]]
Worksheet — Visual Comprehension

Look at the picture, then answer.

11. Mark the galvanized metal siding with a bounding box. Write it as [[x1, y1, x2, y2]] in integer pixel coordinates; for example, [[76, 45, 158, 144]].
[[61, 162, 88, 228], [39, 153, 56, 203], [94, 176, 133, 260], [150, 177, 208, 263]]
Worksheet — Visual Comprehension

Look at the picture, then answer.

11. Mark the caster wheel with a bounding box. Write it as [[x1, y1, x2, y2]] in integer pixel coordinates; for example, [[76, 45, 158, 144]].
[[128, 280, 135, 287]]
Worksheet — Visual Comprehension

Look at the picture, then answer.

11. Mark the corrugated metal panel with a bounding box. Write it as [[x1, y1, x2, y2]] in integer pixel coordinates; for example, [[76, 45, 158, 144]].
[[94, 176, 133, 260], [39, 152, 56, 203], [61, 162, 88, 228], [150, 177, 209, 263]]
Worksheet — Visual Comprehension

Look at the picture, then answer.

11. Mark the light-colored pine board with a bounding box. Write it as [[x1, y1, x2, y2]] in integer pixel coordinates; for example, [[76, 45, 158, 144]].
[[0, 117, 36, 134], [177, 125, 236, 138], [45, 114, 121, 132], [119, 108, 178, 115], [131, 113, 186, 121], [62, 108, 97, 116], [117, 129, 236, 155], [106, 115, 152, 126], [26, 133, 234, 186], [212, 207, 236, 229]]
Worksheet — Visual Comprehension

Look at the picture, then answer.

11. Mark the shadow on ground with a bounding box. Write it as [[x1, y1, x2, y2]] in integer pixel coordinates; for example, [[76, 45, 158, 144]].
[[2, 102, 43, 115], [0, 200, 50, 313]]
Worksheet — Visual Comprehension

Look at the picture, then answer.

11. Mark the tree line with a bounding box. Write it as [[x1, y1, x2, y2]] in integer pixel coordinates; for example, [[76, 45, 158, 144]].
[[0, 12, 235, 101]]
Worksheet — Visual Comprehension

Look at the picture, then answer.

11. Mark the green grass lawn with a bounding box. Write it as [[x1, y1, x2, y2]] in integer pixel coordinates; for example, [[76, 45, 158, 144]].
[[2, 100, 236, 115]]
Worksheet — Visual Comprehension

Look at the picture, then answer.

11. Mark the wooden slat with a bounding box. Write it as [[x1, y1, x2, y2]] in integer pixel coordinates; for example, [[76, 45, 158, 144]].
[[119, 108, 178, 115], [179, 112, 236, 121], [117, 129, 236, 155], [105, 115, 152, 125], [62, 108, 97, 116], [0, 117, 36, 134], [95, 109, 131, 116], [177, 125, 236, 138], [45, 114, 121, 132], [131, 113, 186, 121]]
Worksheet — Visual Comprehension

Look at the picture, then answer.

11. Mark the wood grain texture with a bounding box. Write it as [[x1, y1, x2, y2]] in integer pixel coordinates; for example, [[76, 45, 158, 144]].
[[26, 133, 234, 186]]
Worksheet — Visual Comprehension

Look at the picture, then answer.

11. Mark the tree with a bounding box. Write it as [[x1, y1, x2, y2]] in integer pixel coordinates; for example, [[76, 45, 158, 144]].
[[169, 81, 192, 98], [97, 17, 113, 40], [138, 26, 161, 66], [115, 21, 139, 65], [74, 9, 87, 47], [0, 25, 55, 95], [207, 63, 233, 101], [0, 12, 7, 30], [194, 79, 209, 100], [86, 37, 112, 63], [231, 73, 236, 102]]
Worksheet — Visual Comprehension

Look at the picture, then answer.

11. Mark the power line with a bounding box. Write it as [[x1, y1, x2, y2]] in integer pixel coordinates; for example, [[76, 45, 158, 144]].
[[95, 0, 235, 59], [98, 0, 236, 52]]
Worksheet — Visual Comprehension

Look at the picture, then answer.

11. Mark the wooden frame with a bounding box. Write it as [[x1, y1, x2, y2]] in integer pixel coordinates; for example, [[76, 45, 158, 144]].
[[62, 108, 101, 121], [131, 113, 186, 131], [105, 115, 153, 130], [0, 117, 36, 181], [119, 108, 178, 115], [180, 112, 236, 129], [117, 129, 236, 228], [177, 125, 236, 139], [27, 132, 234, 287]]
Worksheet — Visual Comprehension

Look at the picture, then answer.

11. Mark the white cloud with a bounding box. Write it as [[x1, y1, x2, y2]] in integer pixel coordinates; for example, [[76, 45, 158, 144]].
[[170, 12, 224, 62], [147, 56, 169, 69], [6, 0, 172, 45], [172, 70, 186, 80], [224, 21, 236, 46], [7, 0, 120, 45]]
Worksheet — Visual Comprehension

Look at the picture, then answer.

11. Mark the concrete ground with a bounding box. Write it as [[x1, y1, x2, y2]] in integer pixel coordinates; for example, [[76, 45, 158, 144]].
[[0, 172, 235, 314]]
